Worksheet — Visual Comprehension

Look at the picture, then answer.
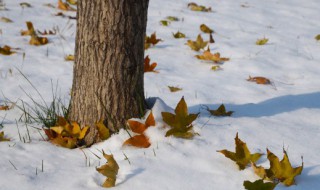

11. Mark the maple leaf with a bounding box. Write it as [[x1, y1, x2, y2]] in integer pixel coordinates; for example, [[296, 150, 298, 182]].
[[253, 149, 303, 186], [161, 97, 199, 139], [186, 34, 208, 51], [96, 120, 110, 141], [256, 37, 269, 45], [243, 179, 277, 190], [96, 152, 119, 188], [123, 112, 155, 148], [145, 32, 162, 49], [0, 45, 16, 55], [195, 48, 230, 63], [247, 76, 271, 85], [173, 31, 186, 39], [200, 24, 214, 34], [218, 133, 262, 170], [44, 116, 89, 149], [168, 86, 182, 92], [144, 55, 158, 73], [0, 131, 10, 141], [188, 2, 211, 12], [207, 104, 233, 117], [58, 0, 76, 11]]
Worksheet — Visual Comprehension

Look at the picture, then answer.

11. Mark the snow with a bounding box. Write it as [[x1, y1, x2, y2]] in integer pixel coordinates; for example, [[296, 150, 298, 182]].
[[1, 0, 320, 189]]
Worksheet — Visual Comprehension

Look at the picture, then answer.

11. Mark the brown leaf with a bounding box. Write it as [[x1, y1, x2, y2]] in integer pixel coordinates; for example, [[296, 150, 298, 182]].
[[96, 152, 119, 188], [144, 55, 158, 73], [123, 134, 151, 148], [195, 48, 230, 63], [247, 76, 271, 85], [0, 45, 16, 55], [29, 35, 48, 46], [21, 21, 36, 36], [145, 32, 162, 49]]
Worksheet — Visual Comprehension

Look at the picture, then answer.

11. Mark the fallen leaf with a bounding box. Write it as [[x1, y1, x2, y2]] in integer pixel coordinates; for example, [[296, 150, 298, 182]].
[[58, 0, 76, 11], [21, 21, 36, 36], [218, 133, 262, 170], [195, 48, 230, 63], [66, 0, 77, 5], [247, 76, 271, 85], [256, 37, 269, 45], [200, 24, 214, 34], [207, 104, 233, 117], [54, 12, 76, 19], [145, 32, 162, 49], [211, 65, 222, 71], [252, 149, 303, 186], [188, 2, 211, 12], [173, 31, 186, 39], [186, 34, 208, 51], [160, 20, 170, 26], [0, 45, 16, 55], [243, 179, 277, 190], [96, 120, 110, 141], [144, 55, 158, 73], [64, 54, 75, 61], [209, 33, 215, 43], [0, 17, 13, 23], [123, 112, 155, 148], [166, 16, 179, 21], [0, 131, 10, 141], [315, 34, 320, 41], [168, 86, 182, 92], [43, 3, 56, 8], [20, 2, 32, 8], [96, 152, 119, 188], [29, 35, 48, 46], [161, 97, 199, 139]]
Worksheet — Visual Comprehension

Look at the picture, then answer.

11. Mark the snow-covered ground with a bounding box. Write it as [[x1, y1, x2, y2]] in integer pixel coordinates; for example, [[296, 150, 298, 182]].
[[1, 0, 320, 189]]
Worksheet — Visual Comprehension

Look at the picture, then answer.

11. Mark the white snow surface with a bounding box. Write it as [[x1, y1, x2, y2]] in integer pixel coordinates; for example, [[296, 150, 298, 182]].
[[1, 0, 320, 189]]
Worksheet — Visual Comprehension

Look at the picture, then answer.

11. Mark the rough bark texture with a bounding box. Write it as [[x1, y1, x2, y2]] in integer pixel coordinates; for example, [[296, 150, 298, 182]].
[[70, 0, 149, 145]]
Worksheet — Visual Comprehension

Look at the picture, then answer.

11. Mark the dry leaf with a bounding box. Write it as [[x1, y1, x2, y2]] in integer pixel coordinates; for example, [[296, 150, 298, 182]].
[[54, 12, 76, 19], [315, 34, 320, 41], [256, 37, 269, 45], [29, 35, 48, 46], [252, 149, 303, 186], [166, 16, 179, 21], [58, 0, 76, 11], [64, 54, 75, 61], [66, 0, 77, 5], [188, 2, 211, 12], [0, 45, 16, 55], [96, 120, 110, 141], [144, 55, 158, 73], [207, 104, 233, 117], [21, 21, 36, 36], [186, 34, 208, 51], [200, 24, 214, 34], [0, 17, 13, 23], [195, 48, 230, 63], [0, 131, 10, 141], [247, 76, 271, 85], [145, 32, 162, 49], [160, 20, 170, 26], [123, 112, 155, 148], [20, 2, 32, 8], [173, 31, 186, 39], [43, 3, 56, 8], [218, 133, 262, 170], [161, 97, 199, 139], [243, 179, 277, 190], [96, 152, 119, 188], [168, 86, 182, 92]]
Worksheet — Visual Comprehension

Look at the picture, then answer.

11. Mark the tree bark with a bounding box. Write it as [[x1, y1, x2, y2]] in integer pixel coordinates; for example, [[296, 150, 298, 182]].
[[70, 0, 149, 145]]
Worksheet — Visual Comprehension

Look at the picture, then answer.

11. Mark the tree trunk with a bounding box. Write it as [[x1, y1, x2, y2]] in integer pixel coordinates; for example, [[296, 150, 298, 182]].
[[70, 0, 149, 145]]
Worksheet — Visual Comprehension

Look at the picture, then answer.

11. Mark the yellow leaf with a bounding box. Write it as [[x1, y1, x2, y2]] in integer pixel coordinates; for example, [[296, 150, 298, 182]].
[[0, 17, 13, 23], [253, 149, 303, 186], [207, 104, 233, 117], [188, 2, 211, 12], [172, 31, 186, 39], [29, 35, 48, 46], [195, 48, 230, 63], [160, 20, 170, 26], [65, 54, 74, 61], [168, 86, 182, 92], [186, 34, 208, 51], [218, 133, 262, 170], [243, 179, 277, 190], [96, 120, 110, 141], [21, 21, 36, 36], [0, 131, 10, 141], [315, 34, 320, 41], [96, 152, 119, 188], [79, 126, 89, 140], [166, 16, 179, 21], [200, 24, 214, 34], [51, 136, 77, 149], [58, 0, 76, 11], [161, 97, 199, 139], [66, 0, 77, 5], [256, 37, 269, 45], [50, 126, 65, 135]]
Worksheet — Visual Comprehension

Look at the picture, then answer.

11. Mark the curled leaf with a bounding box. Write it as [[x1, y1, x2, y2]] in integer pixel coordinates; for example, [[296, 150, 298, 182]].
[[218, 133, 262, 170], [247, 76, 271, 85], [173, 31, 186, 39], [256, 37, 269, 45], [96, 152, 119, 188], [20, 2, 32, 8], [188, 2, 211, 12]]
